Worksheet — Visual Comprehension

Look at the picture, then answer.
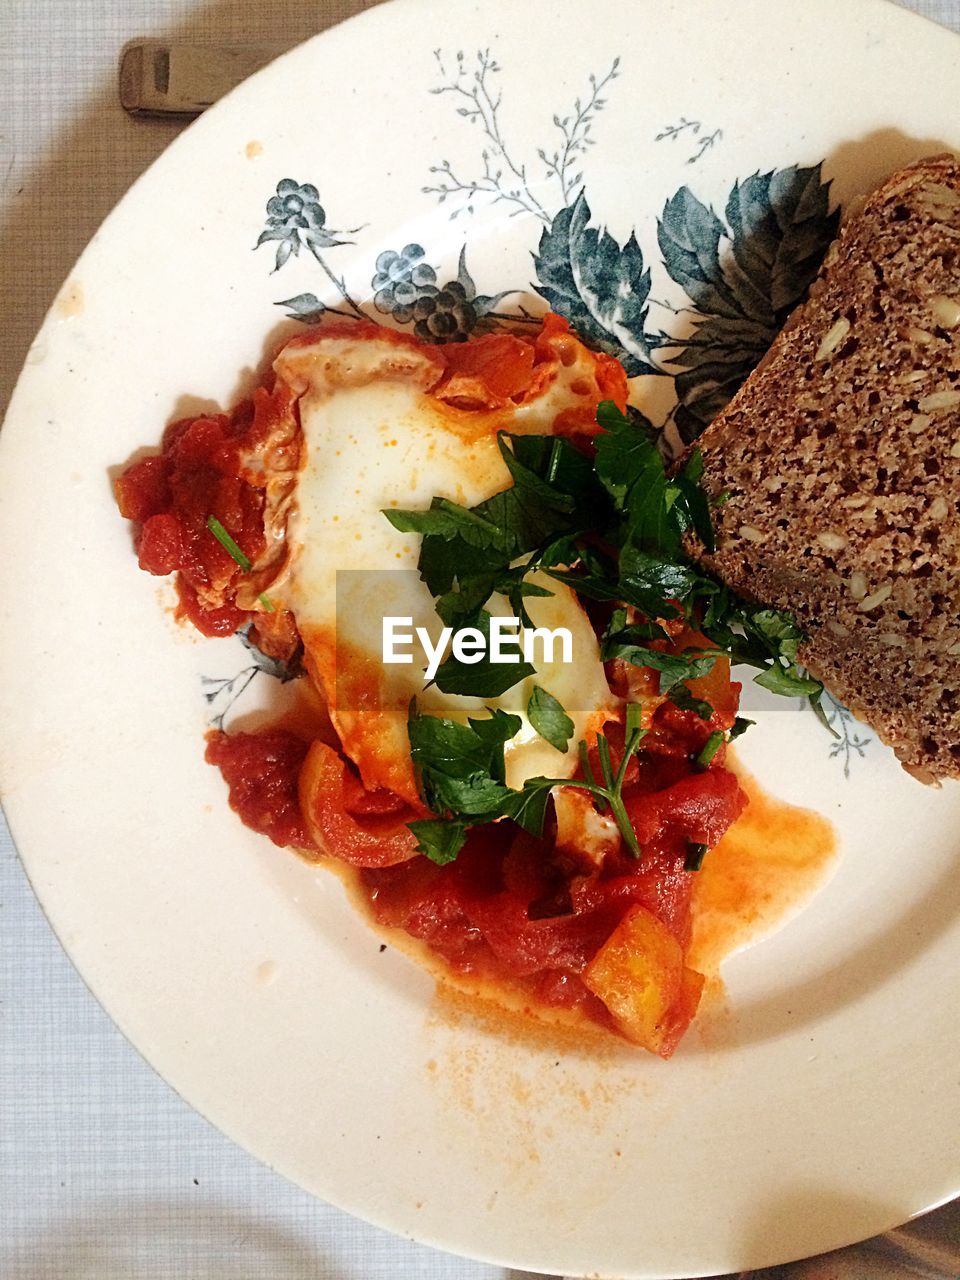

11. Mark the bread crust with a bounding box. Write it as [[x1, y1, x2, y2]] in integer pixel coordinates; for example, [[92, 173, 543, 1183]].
[[692, 156, 960, 781]]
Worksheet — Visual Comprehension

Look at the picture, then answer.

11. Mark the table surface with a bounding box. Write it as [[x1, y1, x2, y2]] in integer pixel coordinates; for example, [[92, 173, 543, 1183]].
[[2, 1, 960, 1277]]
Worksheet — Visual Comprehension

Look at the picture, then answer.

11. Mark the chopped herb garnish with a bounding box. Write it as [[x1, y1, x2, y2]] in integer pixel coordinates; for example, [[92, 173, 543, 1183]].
[[625, 701, 644, 736], [528, 685, 575, 753], [207, 515, 276, 614], [685, 842, 710, 872], [808, 691, 842, 741], [407, 702, 647, 862], [207, 515, 275, 613], [383, 398, 827, 862], [602, 634, 719, 695], [407, 704, 519, 818], [206, 515, 252, 572], [695, 731, 725, 770], [429, 610, 536, 697], [668, 684, 714, 721], [381, 399, 825, 714], [408, 818, 467, 865], [729, 717, 755, 741]]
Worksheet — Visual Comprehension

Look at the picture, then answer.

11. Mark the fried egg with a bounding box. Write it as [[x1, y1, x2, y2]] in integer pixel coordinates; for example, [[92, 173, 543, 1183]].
[[265, 321, 619, 804]]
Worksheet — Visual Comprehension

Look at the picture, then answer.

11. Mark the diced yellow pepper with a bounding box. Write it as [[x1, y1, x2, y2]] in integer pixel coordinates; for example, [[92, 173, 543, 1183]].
[[583, 905, 704, 1057]]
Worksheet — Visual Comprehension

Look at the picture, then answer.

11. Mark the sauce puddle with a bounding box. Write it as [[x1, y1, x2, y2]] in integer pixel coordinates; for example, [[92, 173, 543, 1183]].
[[688, 765, 837, 977]]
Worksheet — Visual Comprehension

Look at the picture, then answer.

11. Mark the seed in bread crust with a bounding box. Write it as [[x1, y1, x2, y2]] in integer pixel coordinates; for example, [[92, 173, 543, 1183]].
[[849, 572, 868, 601], [817, 532, 848, 551], [815, 317, 851, 360], [738, 525, 765, 543], [930, 495, 949, 521], [929, 295, 960, 329], [858, 584, 893, 612], [919, 389, 960, 412], [908, 326, 937, 346]]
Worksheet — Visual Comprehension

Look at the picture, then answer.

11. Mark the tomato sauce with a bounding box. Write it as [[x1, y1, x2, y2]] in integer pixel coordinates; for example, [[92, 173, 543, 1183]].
[[202, 679, 751, 1055]]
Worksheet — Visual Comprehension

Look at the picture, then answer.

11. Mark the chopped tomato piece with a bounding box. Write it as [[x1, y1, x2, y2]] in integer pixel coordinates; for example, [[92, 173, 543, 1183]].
[[116, 400, 272, 640], [624, 769, 747, 851], [206, 729, 315, 850], [115, 454, 171, 522], [137, 512, 181, 576], [683, 644, 740, 731], [436, 333, 536, 406], [298, 740, 419, 868], [569, 846, 695, 946], [175, 578, 248, 638]]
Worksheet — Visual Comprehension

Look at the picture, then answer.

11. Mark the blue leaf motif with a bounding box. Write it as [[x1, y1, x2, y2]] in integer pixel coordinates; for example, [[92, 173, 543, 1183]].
[[453, 244, 511, 319], [533, 191, 660, 378], [275, 293, 327, 323], [256, 227, 294, 247], [275, 238, 296, 270], [658, 189, 743, 321], [456, 246, 478, 297], [725, 166, 840, 317], [658, 163, 840, 442]]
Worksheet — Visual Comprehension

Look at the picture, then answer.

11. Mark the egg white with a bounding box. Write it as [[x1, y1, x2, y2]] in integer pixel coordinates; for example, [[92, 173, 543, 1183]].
[[270, 331, 614, 801]]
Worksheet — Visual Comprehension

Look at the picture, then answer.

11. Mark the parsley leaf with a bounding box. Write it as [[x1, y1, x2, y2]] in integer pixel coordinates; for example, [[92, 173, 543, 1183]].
[[498, 781, 555, 835], [408, 818, 467, 865], [617, 545, 713, 617], [407, 705, 520, 817], [672, 450, 716, 553], [383, 497, 509, 552], [594, 401, 661, 506], [754, 665, 823, 698], [600, 618, 719, 695], [730, 717, 755, 740], [431, 611, 537, 698], [594, 401, 691, 560], [668, 685, 714, 721], [527, 686, 575, 752], [617, 646, 718, 694]]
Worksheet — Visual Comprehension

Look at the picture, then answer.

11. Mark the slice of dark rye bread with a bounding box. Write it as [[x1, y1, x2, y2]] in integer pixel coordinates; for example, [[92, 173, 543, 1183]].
[[688, 155, 960, 783]]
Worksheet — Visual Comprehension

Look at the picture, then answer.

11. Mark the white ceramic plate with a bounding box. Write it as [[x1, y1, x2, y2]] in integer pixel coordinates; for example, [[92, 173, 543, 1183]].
[[2, 0, 960, 1274]]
